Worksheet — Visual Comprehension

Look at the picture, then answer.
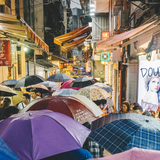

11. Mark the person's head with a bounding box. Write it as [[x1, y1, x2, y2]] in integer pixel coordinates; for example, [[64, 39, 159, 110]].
[[130, 103, 136, 112], [121, 101, 130, 113], [133, 103, 143, 114], [22, 93, 30, 104], [30, 89, 37, 99], [145, 76, 160, 92], [3, 106, 19, 119], [3, 98, 11, 108], [142, 111, 155, 118]]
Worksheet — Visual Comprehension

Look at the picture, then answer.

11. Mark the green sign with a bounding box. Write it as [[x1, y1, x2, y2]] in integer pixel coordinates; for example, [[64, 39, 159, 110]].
[[100, 52, 110, 61]]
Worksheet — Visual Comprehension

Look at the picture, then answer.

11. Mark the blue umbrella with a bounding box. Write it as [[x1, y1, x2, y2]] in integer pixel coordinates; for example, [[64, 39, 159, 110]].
[[89, 113, 160, 154], [2, 79, 18, 88], [0, 136, 19, 160], [47, 74, 71, 83], [53, 89, 77, 95], [91, 83, 113, 92]]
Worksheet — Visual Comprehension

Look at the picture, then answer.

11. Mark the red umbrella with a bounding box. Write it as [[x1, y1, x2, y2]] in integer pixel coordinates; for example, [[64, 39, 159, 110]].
[[60, 79, 81, 90], [19, 95, 101, 124]]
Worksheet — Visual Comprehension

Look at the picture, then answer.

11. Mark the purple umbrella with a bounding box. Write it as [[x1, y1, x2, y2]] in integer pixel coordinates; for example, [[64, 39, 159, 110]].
[[0, 110, 90, 160]]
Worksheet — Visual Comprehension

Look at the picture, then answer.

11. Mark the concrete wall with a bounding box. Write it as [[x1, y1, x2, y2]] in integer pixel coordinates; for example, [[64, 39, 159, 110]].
[[126, 59, 139, 103]]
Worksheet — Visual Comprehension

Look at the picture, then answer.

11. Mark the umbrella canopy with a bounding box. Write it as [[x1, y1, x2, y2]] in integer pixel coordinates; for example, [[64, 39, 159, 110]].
[[90, 147, 160, 160], [70, 77, 98, 88], [0, 85, 17, 96], [0, 110, 90, 160], [14, 75, 45, 88], [0, 136, 19, 160], [12, 91, 23, 106], [75, 86, 110, 101], [89, 113, 160, 155], [2, 79, 18, 88], [26, 84, 49, 93], [19, 95, 103, 124], [47, 74, 71, 82], [53, 89, 77, 96], [92, 83, 113, 93], [60, 79, 81, 90], [41, 81, 59, 89]]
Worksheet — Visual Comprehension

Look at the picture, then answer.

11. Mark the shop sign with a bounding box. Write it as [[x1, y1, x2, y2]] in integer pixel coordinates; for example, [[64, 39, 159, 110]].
[[101, 52, 110, 61], [138, 60, 160, 112], [84, 51, 89, 61], [0, 40, 11, 66], [11, 44, 17, 64], [101, 31, 110, 40]]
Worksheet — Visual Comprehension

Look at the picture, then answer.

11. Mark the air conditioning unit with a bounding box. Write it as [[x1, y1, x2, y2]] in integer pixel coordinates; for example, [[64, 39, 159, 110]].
[[145, 0, 160, 4], [114, 16, 118, 30], [4, 5, 10, 14], [118, 10, 128, 29]]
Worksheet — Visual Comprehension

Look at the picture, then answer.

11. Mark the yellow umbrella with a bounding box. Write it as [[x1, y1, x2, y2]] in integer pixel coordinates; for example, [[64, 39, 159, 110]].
[[12, 91, 23, 106]]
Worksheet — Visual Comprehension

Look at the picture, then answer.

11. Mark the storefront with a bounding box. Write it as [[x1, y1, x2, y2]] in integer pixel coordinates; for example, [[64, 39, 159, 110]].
[[0, 13, 49, 82]]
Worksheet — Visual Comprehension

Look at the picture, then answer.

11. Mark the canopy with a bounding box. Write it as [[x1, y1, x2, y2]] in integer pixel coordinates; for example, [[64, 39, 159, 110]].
[[0, 13, 49, 53], [61, 35, 88, 52], [96, 21, 157, 51], [54, 24, 91, 46]]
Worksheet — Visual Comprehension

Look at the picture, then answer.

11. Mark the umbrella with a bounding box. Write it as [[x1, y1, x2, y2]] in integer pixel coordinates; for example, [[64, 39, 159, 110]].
[[89, 147, 160, 160], [0, 110, 90, 160], [47, 73, 71, 82], [92, 83, 113, 93], [70, 77, 98, 88], [0, 136, 19, 160], [75, 86, 110, 101], [60, 79, 81, 90], [41, 81, 59, 90], [2, 79, 18, 88], [0, 85, 17, 96], [26, 84, 49, 93], [89, 113, 160, 155], [19, 95, 103, 124], [12, 90, 23, 106], [14, 75, 45, 88], [53, 89, 77, 96]]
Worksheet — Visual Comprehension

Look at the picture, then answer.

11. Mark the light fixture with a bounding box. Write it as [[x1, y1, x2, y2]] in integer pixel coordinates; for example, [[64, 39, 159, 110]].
[[23, 47, 27, 52]]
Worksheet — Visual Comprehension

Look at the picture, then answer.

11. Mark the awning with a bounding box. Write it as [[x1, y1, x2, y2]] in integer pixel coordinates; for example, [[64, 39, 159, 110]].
[[61, 35, 88, 52], [54, 24, 91, 46], [0, 13, 49, 53], [96, 21, 157, 51], [52, 54, 73, 63], [29, 59, 58, 69]]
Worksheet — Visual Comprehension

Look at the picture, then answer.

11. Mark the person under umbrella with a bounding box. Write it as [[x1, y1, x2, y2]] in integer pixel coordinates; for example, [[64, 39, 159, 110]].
[[3, 106, 19, 119], [17, 93, 30, 110], [14, 75, 45, 89], [30, 89, 40, 102]]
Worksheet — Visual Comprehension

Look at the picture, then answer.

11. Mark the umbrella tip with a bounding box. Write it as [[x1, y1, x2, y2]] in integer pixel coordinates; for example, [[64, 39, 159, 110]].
[[146, 119, 149, 122], [29, 112, 32, 116]]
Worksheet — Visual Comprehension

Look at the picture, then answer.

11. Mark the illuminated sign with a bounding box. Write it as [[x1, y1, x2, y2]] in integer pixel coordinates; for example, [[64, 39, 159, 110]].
[[100, 52, 110, 61], [101, 31, 110, 40]]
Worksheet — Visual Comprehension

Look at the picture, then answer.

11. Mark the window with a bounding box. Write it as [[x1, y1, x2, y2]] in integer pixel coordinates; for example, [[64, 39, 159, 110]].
[[17, 54, 21, 75], [62, 0, 66, 6]]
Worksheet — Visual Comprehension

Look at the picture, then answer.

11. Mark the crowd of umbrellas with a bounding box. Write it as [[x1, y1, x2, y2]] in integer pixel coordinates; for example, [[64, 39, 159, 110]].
[[0, 74, 160, 160]]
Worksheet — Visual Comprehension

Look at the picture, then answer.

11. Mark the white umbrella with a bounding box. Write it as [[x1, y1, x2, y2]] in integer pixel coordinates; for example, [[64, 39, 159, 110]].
[[0, 85, 17, 96], [70, 95, 103, 117]]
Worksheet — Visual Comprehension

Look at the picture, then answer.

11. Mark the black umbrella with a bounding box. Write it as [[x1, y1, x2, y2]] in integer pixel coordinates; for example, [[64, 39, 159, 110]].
[[14, 75, 46, 89], [47, 74, 71, 83], [70, 77, 98, 88], [2, 79, 18, 88]]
